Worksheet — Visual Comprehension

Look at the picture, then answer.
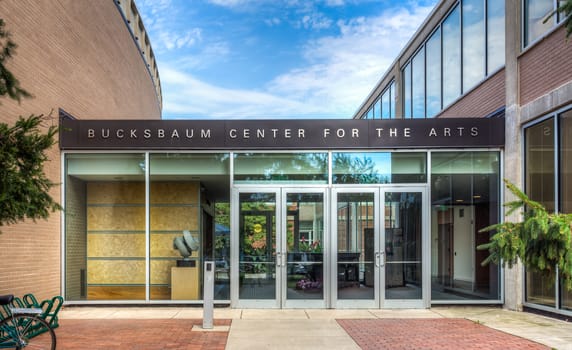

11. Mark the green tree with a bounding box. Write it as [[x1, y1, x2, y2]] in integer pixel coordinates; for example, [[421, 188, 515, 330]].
[[0, 18, 60, 232], [559, 0, 572, 37], [478, 180, 572, 289], [0, 19, 31, 101]]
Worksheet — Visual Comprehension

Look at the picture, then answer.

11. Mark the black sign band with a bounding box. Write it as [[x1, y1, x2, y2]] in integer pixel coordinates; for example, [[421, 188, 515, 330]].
[[59, 114, 504, 150]]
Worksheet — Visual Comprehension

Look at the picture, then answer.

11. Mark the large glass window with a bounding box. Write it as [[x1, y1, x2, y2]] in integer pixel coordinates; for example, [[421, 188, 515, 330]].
[[560, 110, 572, 311], [426, 29, 442, 118], [65, 153, 231, 302], [375, 98, 382, 119], [524, 0, 555, 47], [462, 0, 485, 91], [524, 109, 572, 314], [381, 89, 390, 119], [65, 154, 146, 301], [149, 153, 230, 301], [524, 118, 556, 306], [233, 153, 328, 184], [443, 5, 461, 107], [525, 118, 555, 211], [487, 0, 505, 73], [412, 49, 426, 118], [430, 151, 501, 301], [389, 81, 396, 118], [332, 152, 427, 184], [403, 63, 412, 118]]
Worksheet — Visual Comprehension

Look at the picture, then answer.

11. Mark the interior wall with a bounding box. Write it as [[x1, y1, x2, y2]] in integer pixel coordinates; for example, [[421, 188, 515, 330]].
[[453, 206, 474, 283]]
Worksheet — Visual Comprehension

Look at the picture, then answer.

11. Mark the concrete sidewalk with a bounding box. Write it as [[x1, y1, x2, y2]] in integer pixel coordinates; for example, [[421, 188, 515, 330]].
[[58, 306, 572, 349]]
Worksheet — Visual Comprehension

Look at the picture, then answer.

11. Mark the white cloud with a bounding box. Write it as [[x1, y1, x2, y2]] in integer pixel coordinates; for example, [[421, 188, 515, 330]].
[[264, 17, 282, 26], [266, 5, 434, 117], [159, 3, 435, 118], [159, 28, 202, 50], [301, 13, 333, 30], [207, 0, 256, 8], [160, 67, 317, 118]]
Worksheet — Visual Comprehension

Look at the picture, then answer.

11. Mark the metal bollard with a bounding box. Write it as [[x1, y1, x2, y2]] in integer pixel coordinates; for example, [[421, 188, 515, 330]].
[[203, 261, 214, 329]]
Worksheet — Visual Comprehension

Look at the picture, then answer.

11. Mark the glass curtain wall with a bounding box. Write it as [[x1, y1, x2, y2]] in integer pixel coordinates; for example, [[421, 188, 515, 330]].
[[430, 151, 501, 301], [401, 1, 505, 118], [64, 153, 230, 302]]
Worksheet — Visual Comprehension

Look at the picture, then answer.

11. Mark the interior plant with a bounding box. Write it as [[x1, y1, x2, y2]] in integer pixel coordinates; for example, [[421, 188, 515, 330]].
[[478, 179, 572, 289]]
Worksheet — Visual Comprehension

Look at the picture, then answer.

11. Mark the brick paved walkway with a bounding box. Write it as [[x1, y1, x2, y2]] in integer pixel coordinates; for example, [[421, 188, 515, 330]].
[[55, 319, 231, 350], [337, 319, 550, 350]]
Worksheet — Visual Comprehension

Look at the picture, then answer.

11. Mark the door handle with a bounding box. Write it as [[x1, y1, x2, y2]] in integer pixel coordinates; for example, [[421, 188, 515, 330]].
[[375, 252, 380, 267], [276, 252, 282, 267], [379, 251, 386, 267]]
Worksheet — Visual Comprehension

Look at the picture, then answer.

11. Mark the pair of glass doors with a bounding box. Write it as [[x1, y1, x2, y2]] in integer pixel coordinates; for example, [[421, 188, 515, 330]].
[[230, 187, 428, 308]]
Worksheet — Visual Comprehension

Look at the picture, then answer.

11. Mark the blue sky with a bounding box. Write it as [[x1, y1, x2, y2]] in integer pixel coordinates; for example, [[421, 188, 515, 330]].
[[136, 0, 437, 119]]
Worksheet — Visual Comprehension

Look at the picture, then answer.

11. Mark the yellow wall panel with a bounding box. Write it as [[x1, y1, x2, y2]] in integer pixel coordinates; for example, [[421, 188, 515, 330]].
[[88, 234, 145, 257], [87, 182, 145, 204], [87, 260, 145, 284], [87, 207, 145, 231], [150, 207, 199, 231], [150, 182, 199, 204]]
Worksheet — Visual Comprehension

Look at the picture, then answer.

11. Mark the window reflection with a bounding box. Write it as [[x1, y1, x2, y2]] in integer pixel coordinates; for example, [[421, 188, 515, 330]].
[[560, 110, 572, 213], [524, 0, 554, 47], [487, 0, 505, 73], [426, 30, 441, 118], [403, 63, 412, 118], [332, 152, 426, 184], [430, 152, 500, 301], [234, 153, 328, 184], [412, 50, 425, 118], [525, 118, 555, 211], [443, 5, 461, 107], [462, 0, 485, 91]]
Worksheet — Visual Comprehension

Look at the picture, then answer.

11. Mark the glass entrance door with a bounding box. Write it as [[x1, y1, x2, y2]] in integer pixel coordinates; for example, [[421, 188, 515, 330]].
[[382, 189, 427, 308], [332, 187, 427, 308], [232, 188, 326, 308]]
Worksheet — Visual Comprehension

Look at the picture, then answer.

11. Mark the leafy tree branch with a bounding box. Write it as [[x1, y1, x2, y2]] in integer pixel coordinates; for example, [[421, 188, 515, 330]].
[[478, 179, 572, 289], [0, 18, 31, 102]]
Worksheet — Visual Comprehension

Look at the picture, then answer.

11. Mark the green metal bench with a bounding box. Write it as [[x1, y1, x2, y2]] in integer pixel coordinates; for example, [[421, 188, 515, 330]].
[[0, 294, 63, 330]]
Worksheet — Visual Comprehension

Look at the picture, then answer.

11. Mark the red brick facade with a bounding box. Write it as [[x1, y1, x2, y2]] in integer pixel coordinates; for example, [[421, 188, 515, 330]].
[[520, 26, 572, 107], [438, 69, 505, 119], [0, 1, 160, 300]]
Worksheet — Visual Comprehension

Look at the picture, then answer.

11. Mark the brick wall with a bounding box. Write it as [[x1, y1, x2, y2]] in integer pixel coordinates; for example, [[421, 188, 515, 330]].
[[0, 1, 160, 300], [438, 69, 505, 119], [64, 176, 87, 300], [520, 26, 572, 106]]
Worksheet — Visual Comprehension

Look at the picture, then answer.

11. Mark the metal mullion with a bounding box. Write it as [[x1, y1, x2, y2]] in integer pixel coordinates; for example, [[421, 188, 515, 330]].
[[145, 152, 150, 302]]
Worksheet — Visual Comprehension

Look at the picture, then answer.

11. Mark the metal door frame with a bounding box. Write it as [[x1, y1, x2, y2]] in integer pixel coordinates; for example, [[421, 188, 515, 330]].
[[330, 186, 429, 309], [231, 187, 328, 308]]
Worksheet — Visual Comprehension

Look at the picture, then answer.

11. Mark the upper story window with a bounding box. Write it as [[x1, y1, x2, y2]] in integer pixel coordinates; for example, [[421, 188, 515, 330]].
[[523, 0, 562, 47], [360, 81, 396, 119], [402, 0, 505, 118]]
